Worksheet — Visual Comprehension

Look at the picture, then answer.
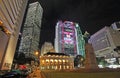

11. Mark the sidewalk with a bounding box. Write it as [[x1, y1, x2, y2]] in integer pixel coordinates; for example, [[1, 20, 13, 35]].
[[27, 69, 46, 78]]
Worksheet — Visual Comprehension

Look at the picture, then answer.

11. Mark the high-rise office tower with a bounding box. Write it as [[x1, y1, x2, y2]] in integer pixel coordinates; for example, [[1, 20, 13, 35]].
[[75, 24, 86, 57], [18, 2, 43, 58], [0, 0, 28, 70], [88, 26, 120, 58], [55, 21, 85, 56]]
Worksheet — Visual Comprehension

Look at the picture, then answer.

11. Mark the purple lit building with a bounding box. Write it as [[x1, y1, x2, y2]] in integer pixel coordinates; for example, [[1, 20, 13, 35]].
[[55, 21, 85, 56]]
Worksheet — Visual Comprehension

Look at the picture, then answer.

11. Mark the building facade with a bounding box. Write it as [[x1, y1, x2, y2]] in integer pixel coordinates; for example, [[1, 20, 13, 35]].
[[40, 52, 74, 70], [55, 21, 85, 56], [0, 0, 28, 70], [111, 21, 120, 31], [89, 26, 120, 58], [18, 2, 43, 58], [75, 24, 85, 57], [40, 42, 54, 56]]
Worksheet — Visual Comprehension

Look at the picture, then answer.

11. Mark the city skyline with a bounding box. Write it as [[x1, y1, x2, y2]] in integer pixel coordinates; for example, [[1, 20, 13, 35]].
[[32, 0, 120, 48], [0, 0, 120, 78], [0, 1, 120, 76]]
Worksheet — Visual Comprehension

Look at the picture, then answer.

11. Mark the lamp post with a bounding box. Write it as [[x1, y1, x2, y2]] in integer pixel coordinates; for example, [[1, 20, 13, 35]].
[[35, 51, 39, 56], [34, 50, 40, 66], [34, 50, 40, 61]]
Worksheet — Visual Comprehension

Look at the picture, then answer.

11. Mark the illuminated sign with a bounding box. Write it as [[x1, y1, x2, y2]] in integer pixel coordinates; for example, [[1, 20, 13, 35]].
[[63, 32, 74, 44], [64, 28, 73, 32]]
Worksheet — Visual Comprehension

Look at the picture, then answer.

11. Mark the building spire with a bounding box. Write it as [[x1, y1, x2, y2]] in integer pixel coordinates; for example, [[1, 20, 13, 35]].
[[83, 31, 90, 43]]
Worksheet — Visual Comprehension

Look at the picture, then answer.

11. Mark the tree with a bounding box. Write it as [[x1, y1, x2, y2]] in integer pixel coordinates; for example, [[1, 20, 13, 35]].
[[96, 57, 108, 67], [74, 55, 85, 68], [25, 57, 35, 64], [17, 52, 26, 64], [114, 46, 120, 54]]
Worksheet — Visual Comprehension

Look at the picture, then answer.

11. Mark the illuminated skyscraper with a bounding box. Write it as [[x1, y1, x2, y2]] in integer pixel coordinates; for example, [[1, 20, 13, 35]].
[[0, 0, 28, 70], [18, 2, 43, 58], [75, 24, 85, 57], [55, 21, 85, 56]]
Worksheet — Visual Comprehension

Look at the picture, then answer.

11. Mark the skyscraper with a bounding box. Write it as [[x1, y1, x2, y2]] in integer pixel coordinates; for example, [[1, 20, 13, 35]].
[[0, 0, 28, 70], [75, 24, 85, 57], [55, 21, 85, 56], [18, 2, 43, 58]]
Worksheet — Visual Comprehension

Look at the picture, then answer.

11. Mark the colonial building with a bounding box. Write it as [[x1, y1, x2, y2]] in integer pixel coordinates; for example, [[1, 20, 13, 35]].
[[40, 52, 74, 70]]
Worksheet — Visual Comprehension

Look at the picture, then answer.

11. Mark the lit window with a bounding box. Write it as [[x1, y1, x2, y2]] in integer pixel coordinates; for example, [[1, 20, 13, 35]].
[[66, 60, 68, 62], [42, 60, 44, 63], [48, 55, 51, 57], [63, 60, 65, 62], [59, 60, 62, 62], [46, 59, 49, 63], [55, 59, 58, 63], [60, 65, 61, 69], [67, 66, 69, 69], [50, 59, 53, 63]]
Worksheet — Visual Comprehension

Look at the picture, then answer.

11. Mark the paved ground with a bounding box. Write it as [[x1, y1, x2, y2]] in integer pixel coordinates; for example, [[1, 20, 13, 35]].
[[27, 69, 45, 78], [27, 68, 120, 78], [42, 68, 120, 78], [43, 72, 120, 78]]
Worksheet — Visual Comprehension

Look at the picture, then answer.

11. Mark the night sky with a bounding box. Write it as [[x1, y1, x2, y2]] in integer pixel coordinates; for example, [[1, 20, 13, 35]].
[[30, 0, 120, 48]]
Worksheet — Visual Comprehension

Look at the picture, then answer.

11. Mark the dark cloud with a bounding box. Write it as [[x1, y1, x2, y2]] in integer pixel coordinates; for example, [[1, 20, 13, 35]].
[[30, 0, 120, 47]]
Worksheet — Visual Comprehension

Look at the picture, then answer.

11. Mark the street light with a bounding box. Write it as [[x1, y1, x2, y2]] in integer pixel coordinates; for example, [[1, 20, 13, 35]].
[[34, 50, 40, 66], [34, 50, 40, 59], [35, 51, 39, 55]]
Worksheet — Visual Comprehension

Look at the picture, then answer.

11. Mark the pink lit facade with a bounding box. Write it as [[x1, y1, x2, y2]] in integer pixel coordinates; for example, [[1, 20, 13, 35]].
[[55, 21, 77, 56]]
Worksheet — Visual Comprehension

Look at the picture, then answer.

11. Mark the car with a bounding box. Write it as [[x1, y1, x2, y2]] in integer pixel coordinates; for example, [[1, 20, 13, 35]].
[[1, 71, 21, 78]]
